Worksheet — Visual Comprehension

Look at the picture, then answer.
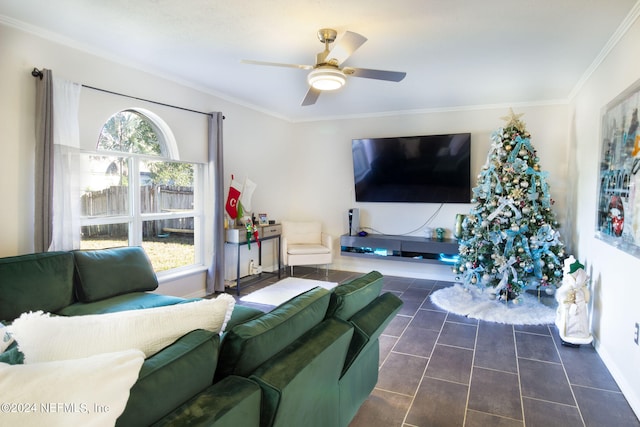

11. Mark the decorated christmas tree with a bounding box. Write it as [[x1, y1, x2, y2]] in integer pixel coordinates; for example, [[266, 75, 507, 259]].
[[454, 109, 566, 301]]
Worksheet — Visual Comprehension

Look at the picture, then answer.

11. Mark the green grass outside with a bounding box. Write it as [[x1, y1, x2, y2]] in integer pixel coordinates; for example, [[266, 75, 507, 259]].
[[81, 234, 195, 272]]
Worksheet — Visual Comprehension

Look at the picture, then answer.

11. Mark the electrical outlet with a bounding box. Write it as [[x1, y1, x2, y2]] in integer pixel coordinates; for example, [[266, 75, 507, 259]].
[[635, 322, 639, 346]]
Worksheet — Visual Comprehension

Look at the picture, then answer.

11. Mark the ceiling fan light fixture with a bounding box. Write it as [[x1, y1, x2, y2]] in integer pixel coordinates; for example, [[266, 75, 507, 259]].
[[307, 67, 346, 91]]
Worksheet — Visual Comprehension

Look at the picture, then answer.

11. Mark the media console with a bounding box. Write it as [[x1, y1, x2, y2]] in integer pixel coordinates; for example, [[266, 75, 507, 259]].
[[340, 233, 459, 265]]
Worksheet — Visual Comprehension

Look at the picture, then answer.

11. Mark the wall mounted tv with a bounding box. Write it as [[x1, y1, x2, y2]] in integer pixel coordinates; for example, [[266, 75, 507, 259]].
[[351, 133, 471, 203]]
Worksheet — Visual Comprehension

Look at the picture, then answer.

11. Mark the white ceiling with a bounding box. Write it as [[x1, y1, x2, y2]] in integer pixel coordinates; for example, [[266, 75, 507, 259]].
[[1, 0, 638, 121]]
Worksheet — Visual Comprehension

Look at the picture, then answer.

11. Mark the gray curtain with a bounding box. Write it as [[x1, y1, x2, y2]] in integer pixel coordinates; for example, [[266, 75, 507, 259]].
[[34, 69, 54, 253], [206, 112, 225, 293]]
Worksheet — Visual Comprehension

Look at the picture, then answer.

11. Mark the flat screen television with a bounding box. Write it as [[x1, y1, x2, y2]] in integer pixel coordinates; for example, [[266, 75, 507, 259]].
[[351, 133, 471, 203]]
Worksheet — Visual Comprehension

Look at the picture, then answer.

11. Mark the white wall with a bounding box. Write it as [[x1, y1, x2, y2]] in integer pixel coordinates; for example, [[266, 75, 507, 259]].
[[0, 22, 571, 284], [289, 105, 570, 280], [0, 22, 292, 296], [570, 12, 640, 416]]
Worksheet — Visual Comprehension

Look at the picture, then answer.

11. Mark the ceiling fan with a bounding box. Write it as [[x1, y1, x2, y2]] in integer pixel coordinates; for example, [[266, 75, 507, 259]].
[[242, 28, 407, 106]]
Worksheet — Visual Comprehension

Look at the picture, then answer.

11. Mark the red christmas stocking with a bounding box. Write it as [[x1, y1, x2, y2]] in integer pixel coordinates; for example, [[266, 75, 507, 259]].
[[225, 175, 242, 219]]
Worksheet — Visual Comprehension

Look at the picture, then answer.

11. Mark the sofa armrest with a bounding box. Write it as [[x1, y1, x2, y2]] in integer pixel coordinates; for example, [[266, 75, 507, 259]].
[[152, 375, 261, 427], [249, 318, 353, 427], [216, 287, 331, 381], [342, 292, 403, 374], [349, 292, 403, 341], [321, 232, 333, 250]]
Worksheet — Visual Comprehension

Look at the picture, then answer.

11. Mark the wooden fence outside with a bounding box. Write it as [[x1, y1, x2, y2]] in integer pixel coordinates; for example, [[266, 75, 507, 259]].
[[81, 185, 194, 238]]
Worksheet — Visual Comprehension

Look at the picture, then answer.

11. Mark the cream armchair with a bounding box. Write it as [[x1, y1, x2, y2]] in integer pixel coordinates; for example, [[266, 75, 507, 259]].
[[281, 221, 333, 276]]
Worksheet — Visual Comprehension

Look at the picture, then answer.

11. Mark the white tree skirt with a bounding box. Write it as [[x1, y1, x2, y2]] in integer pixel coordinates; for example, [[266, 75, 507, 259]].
[[430, 284, 557, 325]]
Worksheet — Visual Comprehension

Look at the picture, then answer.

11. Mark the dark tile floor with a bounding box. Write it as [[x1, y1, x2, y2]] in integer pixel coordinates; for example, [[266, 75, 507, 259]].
[[229, 267, 640, 427]]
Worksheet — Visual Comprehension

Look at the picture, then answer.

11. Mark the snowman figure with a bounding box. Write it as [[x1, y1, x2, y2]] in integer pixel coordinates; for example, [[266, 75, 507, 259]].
[[555, 256, 593, 346]]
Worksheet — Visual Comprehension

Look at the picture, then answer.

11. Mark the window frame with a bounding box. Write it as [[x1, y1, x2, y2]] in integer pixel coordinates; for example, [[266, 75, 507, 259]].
[[79, 109, 205, 275]]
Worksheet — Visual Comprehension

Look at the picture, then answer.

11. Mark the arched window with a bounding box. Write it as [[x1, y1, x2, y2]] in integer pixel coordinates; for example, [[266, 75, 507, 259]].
[[78, 109, 203, 273]]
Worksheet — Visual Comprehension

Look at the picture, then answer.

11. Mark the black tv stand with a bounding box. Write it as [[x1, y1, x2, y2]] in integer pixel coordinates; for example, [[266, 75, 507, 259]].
[[340, 234, 458, 265]]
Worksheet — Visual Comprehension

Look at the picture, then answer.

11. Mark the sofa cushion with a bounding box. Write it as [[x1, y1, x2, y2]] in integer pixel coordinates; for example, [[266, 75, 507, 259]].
[[117, 330, 219, 427], [216, 287, 331, 380], [72, 246, 158, 302], [9, 294, 235, 363], [287, 244, 331, 255], [56, 292, 190, 316], [0, 349, 144, 427], [0, 251, 75, 322], [325, 271, 384, 321]]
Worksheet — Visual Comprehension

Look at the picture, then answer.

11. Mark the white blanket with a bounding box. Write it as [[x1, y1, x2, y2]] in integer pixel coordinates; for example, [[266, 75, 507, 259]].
[[9, 294, 235, 363]]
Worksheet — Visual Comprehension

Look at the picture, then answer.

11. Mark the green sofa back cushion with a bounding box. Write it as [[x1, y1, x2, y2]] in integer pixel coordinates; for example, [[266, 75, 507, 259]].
[[73, 246, 158, 302], [325, 271, 384, 321], [216, 287, 331, 380], [0, 251, 75, 322]]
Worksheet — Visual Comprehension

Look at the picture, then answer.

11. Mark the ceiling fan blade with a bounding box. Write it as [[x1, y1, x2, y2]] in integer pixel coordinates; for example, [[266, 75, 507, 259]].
[[345, 67, 406, 82], [327, 31, 367, 65], [301, 87, 321, 106], [241, 59, 313, 70]]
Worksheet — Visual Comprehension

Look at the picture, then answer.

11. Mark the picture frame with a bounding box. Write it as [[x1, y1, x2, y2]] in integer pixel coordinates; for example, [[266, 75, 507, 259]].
[[596, 77, 640, 257], [258, 213, 269, 226]]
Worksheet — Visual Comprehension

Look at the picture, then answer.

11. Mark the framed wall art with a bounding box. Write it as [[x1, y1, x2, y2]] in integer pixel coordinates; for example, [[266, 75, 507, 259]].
[[596, 78, 640, 257]]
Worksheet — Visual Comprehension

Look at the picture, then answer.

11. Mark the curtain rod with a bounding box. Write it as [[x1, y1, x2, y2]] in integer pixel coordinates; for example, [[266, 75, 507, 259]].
[[31, 68, 223, 119]]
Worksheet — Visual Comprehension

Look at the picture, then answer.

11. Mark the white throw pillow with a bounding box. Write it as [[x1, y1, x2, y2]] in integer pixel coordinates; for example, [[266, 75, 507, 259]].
[[0, 349, 144, 427], [9, 294, 235, 363]]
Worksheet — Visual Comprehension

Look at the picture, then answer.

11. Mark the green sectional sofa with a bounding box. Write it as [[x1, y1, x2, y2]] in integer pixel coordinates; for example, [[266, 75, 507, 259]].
[[0, 246, 402, 427], [0, 247, 261, 426]]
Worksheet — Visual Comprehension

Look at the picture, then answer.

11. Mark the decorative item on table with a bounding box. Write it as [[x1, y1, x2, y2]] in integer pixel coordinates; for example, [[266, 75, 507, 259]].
[[258, 213, 269, 226], [435, 227, 445, 241], [555, 256, 593, 347], [423, 227, 433, 239], [454, 214, 465, 239], [245, 219, 260, 249]]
